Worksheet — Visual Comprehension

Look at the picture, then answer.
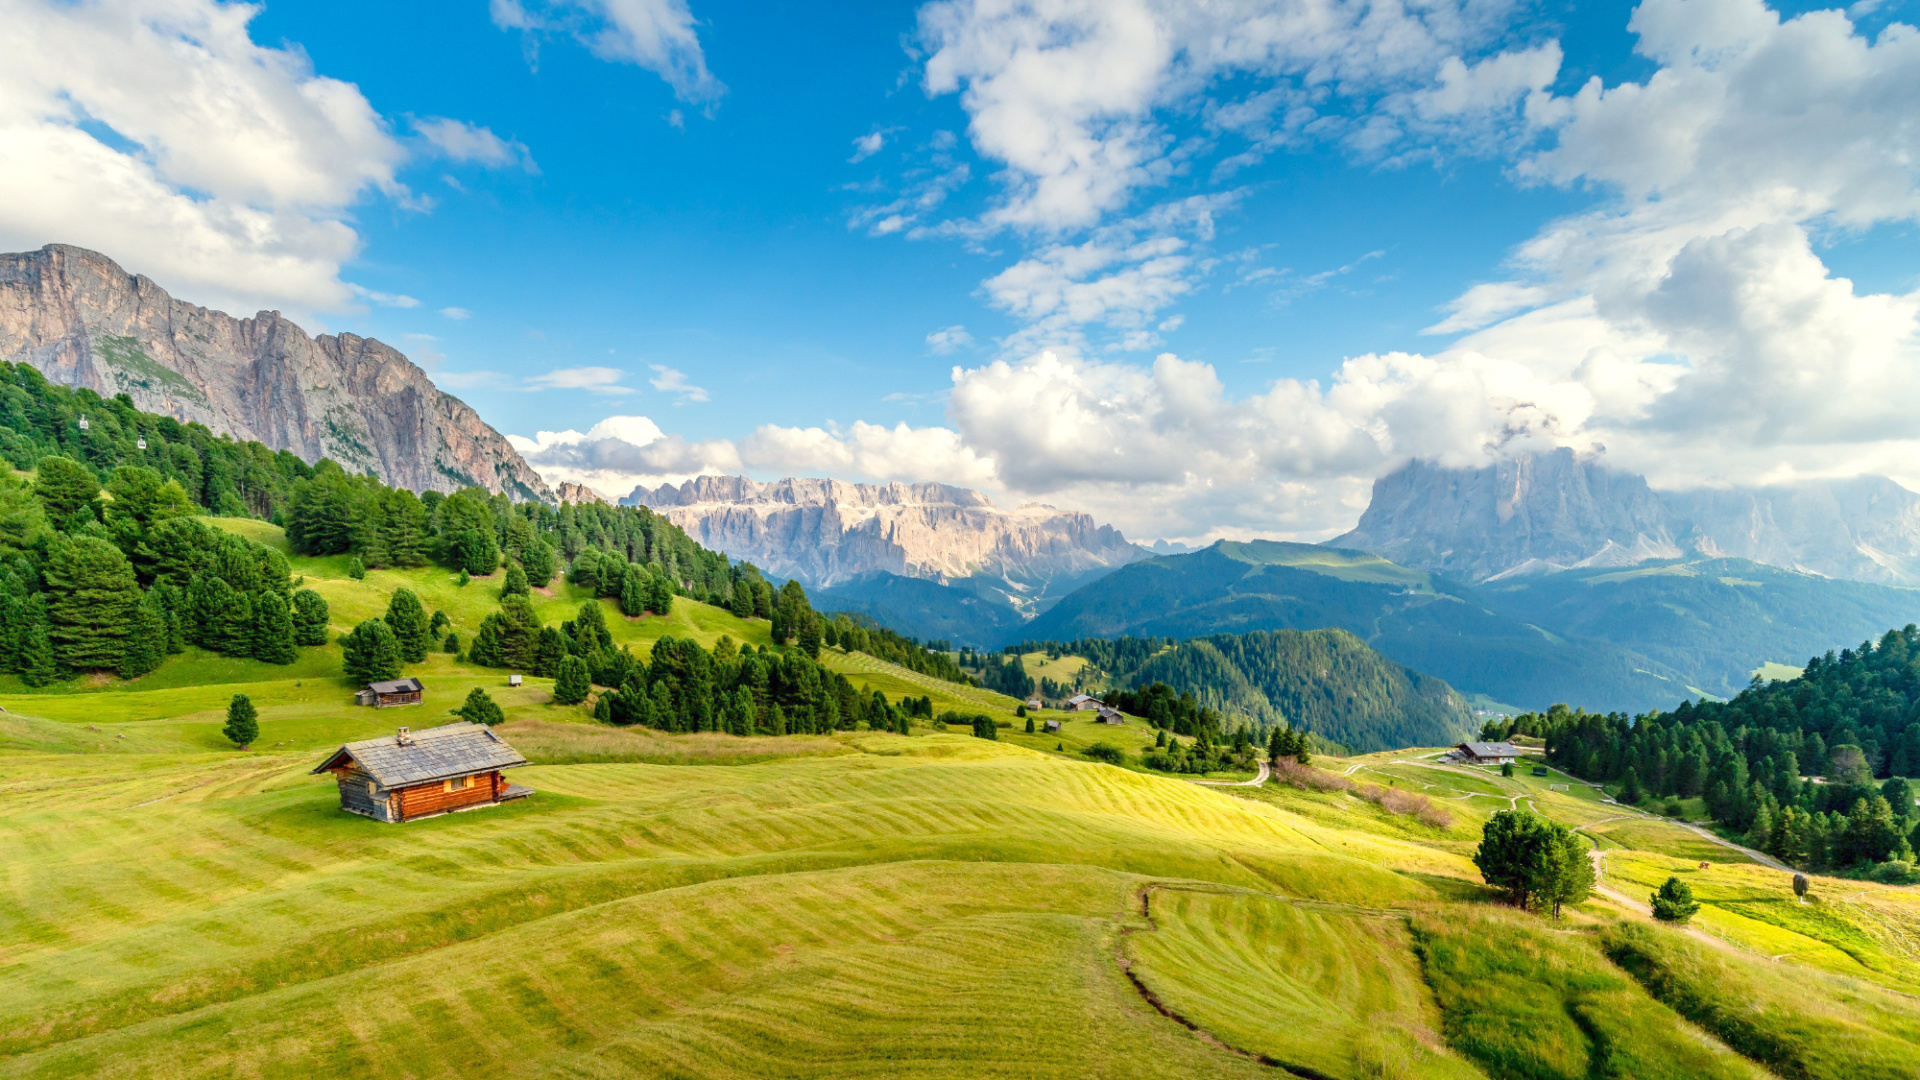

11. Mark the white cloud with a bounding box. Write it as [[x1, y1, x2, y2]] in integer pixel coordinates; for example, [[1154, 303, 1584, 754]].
[[350, 285, 420, 309], [850, 129, 890, 162], [413, 117, 538, 172], [649, 364, 709, 402], [926, 325, 973, 354], [509, 414, 741, 495], [525, 366, 635, 394], [0, 0, 539, 318], [439, 306, 472, 320], [492, 0, 724, 106]]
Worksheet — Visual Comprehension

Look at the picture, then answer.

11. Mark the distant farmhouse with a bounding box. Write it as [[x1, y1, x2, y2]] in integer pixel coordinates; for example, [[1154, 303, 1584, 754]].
[[1096, 706, 1126, 725], [1454, 741, 1522, 765], [1067, 694, 1103, 711], [312, 722, 532, 823], [1024, 696, 1042, 710], [356, 677, 425, 708]]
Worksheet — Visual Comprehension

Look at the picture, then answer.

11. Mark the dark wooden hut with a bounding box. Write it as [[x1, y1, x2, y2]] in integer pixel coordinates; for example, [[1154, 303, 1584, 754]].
[[312, 722, 532, 823], [356, 677, 425, 708]]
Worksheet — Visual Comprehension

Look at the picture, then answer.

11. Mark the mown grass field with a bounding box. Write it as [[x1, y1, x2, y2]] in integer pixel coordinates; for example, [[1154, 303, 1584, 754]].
[[1, 521, 1918, 1078]]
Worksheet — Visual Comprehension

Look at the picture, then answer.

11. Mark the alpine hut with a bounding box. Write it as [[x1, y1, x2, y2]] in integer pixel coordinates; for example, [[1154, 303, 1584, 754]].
[[312, 722, 533, 823], [356, 677, 425, 708], [1454, 741, 1522, 765], [1067, 693, 1103, 711]]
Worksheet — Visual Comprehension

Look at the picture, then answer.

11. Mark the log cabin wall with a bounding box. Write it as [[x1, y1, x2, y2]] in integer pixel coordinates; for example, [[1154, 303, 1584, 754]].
[[331, 765, 395, 821], [395, 771, 502, 820]]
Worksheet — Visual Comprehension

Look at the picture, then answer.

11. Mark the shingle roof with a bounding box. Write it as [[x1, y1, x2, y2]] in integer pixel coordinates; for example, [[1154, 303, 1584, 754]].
[[367, 678, 425, 694], [1068, 693, 1100, 704], [312, 721, 528, 787], [1459, 741, 1521, 757]]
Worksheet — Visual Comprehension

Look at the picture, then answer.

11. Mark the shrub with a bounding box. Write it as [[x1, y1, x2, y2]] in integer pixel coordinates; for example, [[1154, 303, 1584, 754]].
[[1083, 743, 1124, 765], [346, 555, 365, 581], [1871, 859, 1915, 884], [457, 687, 506, 726], [1650, 876, 1700, 923]]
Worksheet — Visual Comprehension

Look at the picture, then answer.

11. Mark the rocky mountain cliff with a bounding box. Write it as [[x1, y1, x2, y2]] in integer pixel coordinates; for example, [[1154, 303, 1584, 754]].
[[1329, 448, 1920, 585], [0, 244, 551, 501], [627, 475, 1148, 609]]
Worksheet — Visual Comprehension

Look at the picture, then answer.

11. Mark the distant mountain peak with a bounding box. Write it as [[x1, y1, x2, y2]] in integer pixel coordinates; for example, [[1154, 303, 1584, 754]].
[[627, 472, 1148, 606], [0, 244, 551, 502], [1329, 449, 1920, 586]]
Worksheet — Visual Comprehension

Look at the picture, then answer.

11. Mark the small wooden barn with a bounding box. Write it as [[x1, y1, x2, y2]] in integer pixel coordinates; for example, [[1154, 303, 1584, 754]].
[[1067, 694, 1103, 711], [1096, 706, 1126, 725], [312, 722, 532, 823], [1043, 719, 1062, 734], [356, 677, 425, 708]]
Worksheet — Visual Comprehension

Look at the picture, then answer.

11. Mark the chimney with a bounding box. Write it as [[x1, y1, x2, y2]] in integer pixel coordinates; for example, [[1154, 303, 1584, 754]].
[[396, 727, 413, 746]]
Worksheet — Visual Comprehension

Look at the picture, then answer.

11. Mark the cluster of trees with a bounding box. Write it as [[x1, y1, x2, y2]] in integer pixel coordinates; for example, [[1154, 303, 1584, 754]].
[[1474, 809, 1595, 920], [596, 632, 913, 736], [1105, 681, 1233, 741], [1539, 627, 1920, 874], [972, 651, 1035, 698], [1141, 723, 1254, 775], [0, 461, 328, 683], [822, 614, 970, 684]]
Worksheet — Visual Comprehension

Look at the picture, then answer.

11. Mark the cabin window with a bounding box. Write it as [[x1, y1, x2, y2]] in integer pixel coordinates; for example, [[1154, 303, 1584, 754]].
[[443, 776, 472, 793], [367, 780, 376, 796]]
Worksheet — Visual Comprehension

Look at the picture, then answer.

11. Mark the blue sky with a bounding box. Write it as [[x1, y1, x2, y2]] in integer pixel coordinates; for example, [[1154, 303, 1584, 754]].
[[5, 0, 1920, 541]]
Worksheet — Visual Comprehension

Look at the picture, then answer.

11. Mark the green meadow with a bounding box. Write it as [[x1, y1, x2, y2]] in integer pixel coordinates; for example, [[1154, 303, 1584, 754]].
[[1, 521, 1918, 1078]]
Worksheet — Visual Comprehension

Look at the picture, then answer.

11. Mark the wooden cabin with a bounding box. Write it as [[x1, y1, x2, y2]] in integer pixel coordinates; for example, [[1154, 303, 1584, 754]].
[[312, 722, 532, 823], [1067, 694, 1103, 711], [1043, 719, 1062, 734], [356, 677, 425, 708], [1454, 741, 1522, 765], [1096, 706, 1127, 725]]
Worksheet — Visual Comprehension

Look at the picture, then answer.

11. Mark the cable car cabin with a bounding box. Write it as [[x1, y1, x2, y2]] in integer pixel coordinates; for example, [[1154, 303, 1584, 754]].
[[356, 677, 425, 708], [311, 722, 533, 823]]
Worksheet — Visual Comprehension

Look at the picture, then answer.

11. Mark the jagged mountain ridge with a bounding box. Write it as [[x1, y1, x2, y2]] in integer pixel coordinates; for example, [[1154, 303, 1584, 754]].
[[627, 475, 1149, 611], [0, 244, 551, 501], [1330, 448, 1920, 585]]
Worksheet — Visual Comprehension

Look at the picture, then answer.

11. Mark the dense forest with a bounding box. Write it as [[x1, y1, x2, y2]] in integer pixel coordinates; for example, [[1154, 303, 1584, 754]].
[[1514, 629, 1920, 876], [1010, 629, 1476, 754], [0, 363, 965, 696]]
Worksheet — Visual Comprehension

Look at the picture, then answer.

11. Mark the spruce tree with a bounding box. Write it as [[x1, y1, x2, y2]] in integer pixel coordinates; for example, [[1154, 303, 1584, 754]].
[[520, 540, 556, 588], [253, 589, 297, 665], [619, 566, 646, 617], [346, 555, 365, 581], [444, 632, 461, 655], [1650, 876, 1700, 923], [798, 613, 822, 659], [457, 686, 506, 726], [383, 588, 431, 663], [467, 617, 505, 667], [553, 656, 591, 705], [18, 606, 57, 687], [649, 572, 674, 616], [341, 619, 402, 684], [223, 693, 259, 749], [1268, 726, 1286, 765], [429, 609, 450, 637], [533, 627, 566, 677], [501, 561, 529, 598], [291, 588, 331, 646], [44, 536, 140, 671], [115, 589, 168, 679]]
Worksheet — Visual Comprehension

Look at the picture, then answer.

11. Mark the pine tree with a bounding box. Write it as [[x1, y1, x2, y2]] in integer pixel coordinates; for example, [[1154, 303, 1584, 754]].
[[223, 693, 259, 749], [291, 588, 331, 646], [116, 589, 169, 679], [33, 455, 101, 525], [519, 540, 557, 588], [798, 612, 822, 658], [457, 687, 506, 726], [444, 631, 461, 655], [501, 561, 529, 598], [429, 609, 450, 637], [17, 594, 57, 686], [467, 618, 505, 667], [533, 627, 566, 677], [346, 555, 365, 581], [1650, 876, 1700, 923], [553, 656, 591, 705], [252, 589, 297, 665], [341, 619, 402, 684], [378, 488, 429, 567], [649, 572, 674, 616], [44, 536, 140, 671], [593, 693, 613, 723], [383, 588, 431, 663], [729, 582, 753, 619], [619, 566, 646, 617]]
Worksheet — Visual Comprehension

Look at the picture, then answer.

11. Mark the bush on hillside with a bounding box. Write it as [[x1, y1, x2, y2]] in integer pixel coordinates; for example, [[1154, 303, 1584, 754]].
[[1082, 743, 1124, 765]]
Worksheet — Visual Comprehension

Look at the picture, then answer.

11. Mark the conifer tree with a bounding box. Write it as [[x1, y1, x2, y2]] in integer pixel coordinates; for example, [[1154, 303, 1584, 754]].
[[346, 555, 365, 580], [649, 572, 674, 616], [1650, 876, 1700, 923], [457, 686, 506, 726], [223, 693, 259, 749], [1268, 725, 1286, 765], [378, 488, 429, 567], [501, 561, 529, 598], [553, 656, 591, 705], [729, 686, 755, 736], [33, 455, 101, 526], [117, 589, 169, 679], [729, 581, 753, 619], [444, 631, 461, 655], [18, 606, 57, 687], [253, 589, 297, 665], [619, 566, 646, 617], [520, 540, 556, 588], [430, 609, 450, 637], [383, 588, 432, 663], [593, 693, 612, 723], [291, 588, 331, 646], [44, 536, 140, 671], [798, 612, 822, 659], [467, 618, 505, 666], [341, 619, 402, 684], [533, 627, 566, 677]]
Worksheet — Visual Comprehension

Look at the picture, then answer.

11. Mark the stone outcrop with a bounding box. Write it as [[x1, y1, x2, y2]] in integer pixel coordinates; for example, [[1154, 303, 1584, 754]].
[[1330, 448, 1920, 585], [627, 475, 1148, 608], [0, 244, 551, 501], [555, 481, 612, 505]]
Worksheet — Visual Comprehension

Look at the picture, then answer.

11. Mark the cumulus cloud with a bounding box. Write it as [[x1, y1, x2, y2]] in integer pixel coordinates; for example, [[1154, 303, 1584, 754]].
[[926, 325, 973, 354], [492, 0, 724, 106], [413, 117, 538, 172], [0, 0, 539, 318], [509, 415, 741, 495]]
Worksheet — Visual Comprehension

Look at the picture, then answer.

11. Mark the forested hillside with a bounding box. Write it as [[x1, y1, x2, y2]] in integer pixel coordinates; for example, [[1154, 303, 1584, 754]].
[[0, 362, 966, 703], [1013, 629, 1475, 752], [1520, 627, 1920, 876]]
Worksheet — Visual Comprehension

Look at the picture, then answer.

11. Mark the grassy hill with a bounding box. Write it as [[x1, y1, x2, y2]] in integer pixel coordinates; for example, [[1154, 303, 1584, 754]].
[[2, 523, 1919, 1078]]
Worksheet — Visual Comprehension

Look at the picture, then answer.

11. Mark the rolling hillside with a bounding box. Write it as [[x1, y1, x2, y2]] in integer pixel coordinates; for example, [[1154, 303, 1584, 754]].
[[4, 554, 1919, 1078]]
